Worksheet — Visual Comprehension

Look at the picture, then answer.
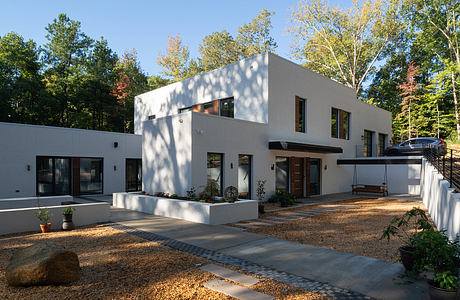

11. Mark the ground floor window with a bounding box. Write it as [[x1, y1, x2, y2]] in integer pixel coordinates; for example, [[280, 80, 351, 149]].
[[37, 157, 71, 196], [363, 130, 373, 157], [275, 157, 289, 191], [238, 154, 252, 199], [126, 159, 142, 192], [207, 153, 223, 195], [309, 159, 321, 196], [80, 158, 103, 194]]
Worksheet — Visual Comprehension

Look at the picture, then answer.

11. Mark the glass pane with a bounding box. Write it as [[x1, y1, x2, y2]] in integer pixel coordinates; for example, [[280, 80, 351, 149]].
[[364, 130, 373, 157], [331, 108, 338, 138], [220, 97, 234, 118], [275, 157, 289, 191], [310, 159, 321, 195], [207, 153, 223, 195], [238, 155, 251, 199], [126, 159, 142, 192], [37, 157, 53, 195], [80, 158, 103, 194], [297, 99, 306, 132], [342, 111, 349, 139], [137, 160, 142, 191], [54, 158, 70, 195]]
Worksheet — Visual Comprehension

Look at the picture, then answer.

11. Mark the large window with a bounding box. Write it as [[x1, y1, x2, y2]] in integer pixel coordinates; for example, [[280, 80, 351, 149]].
[[80, 158, 103, 194], [331, 108, 350, 139], [36, 157, 71, 196], [295, 97, 306, 133], [207, 153, 223, 195], [363, 130, 373, 157], [220, 97, 234, 118], [378, 133, 387, 156], [275, 157, 290, 191], [238, 155, 252, 199], [126, 159, 142, 192]]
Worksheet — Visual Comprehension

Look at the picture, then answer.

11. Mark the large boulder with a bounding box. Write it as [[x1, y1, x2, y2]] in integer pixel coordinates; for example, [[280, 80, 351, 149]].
[[6, 241, 80, 286]]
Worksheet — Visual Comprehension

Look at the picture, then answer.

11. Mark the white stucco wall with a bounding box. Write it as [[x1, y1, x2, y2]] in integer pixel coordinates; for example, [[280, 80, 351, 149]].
[[142, 113, 192, 195], [134, 54, 269, 134], [0, 122, 141, 198], [420, 159, 460, 240]]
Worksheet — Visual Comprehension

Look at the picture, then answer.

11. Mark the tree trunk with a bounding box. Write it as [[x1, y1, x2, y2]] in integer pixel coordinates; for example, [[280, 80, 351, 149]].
[[408, 99, 411, 139], [451, 71, 460, 140]]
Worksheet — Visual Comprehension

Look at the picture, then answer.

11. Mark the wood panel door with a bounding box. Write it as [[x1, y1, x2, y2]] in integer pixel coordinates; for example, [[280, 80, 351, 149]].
[[290, 157, 304, 197]]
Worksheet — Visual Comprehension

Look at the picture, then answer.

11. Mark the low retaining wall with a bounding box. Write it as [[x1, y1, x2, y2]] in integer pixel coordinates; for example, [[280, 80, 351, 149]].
[[113, 193, 258, 225], [420, 159, 460, 240], [0, 202, 110, 235], [0, 195, 73, 210]]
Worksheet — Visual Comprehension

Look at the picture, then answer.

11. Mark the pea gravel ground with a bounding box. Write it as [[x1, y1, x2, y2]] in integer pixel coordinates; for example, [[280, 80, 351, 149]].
[[0, 225, 327, 299], [240, 197, 431, 263]]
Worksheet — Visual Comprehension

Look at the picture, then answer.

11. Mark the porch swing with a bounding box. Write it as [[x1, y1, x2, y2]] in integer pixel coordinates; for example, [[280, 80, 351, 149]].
[[352, 163, 389, 196]]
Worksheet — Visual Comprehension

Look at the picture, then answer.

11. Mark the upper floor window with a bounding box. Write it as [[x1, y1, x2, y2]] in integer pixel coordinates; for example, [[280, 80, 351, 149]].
[[295, 96, 306, 133], [178, 107, 192, 114], [220, 97, 234, 118], [378, 133, 387, 156], [331, 108, 350, 139], [363, 130, 373, 157], [148, 115, 156, 120]]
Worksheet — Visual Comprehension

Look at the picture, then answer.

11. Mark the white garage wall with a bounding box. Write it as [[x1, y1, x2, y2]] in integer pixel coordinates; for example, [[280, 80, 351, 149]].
[[0, 122, 141, 198]]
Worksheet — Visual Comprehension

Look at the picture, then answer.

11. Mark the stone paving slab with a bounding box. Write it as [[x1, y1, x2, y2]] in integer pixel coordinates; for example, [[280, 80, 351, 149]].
[[233, 223, 260, 229], [256, 219, 284, 224], [264, 216, 299, 221], [203, 279, 274, 300], [245, 221, 274, 226], [200, 263, 260, 286]]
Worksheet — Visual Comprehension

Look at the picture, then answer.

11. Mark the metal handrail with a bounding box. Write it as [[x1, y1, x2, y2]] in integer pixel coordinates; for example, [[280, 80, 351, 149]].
[[424, 147, 459, 192]]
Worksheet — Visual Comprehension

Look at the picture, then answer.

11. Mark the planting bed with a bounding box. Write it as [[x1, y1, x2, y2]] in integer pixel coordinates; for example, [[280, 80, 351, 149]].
[[0, 225, 325, 299], [113, 192, 258, 225]]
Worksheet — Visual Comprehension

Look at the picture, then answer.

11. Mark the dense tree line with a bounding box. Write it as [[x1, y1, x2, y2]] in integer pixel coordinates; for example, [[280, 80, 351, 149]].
[[2, 3, 459, 142]]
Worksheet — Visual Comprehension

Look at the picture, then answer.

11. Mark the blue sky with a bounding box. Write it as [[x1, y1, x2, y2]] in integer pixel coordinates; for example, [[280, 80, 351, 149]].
[[0, 0, 346, 76]]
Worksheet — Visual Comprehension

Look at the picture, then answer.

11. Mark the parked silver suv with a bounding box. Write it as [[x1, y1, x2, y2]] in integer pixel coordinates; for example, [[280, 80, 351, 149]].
[[384, 137, 447, 156]]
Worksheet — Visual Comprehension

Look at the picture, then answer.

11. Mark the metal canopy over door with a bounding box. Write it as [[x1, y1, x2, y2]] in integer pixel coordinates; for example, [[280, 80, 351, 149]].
[[290, 157, 305, 197]]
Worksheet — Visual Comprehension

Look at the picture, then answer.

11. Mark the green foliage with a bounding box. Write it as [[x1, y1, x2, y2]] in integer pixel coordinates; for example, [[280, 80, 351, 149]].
[[268, 190, 297, 206], [62, 206, 75, 215], [186, 187, 197, 199], [170, 194, 179, 199], [35, 209, 52, 224], [434, 270, 459, 291], [200, 179, 220, 199]]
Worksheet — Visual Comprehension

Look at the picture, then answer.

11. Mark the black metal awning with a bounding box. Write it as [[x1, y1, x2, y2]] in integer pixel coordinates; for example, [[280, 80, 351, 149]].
[[268, 141, 343, 154]]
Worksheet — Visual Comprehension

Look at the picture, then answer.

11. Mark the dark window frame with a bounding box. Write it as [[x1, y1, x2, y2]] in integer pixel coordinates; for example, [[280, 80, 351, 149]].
[[364, 130, 374, 157], [238, 154, 252, 199], [275, 156, 290, 192], [219, 97, 234, 118], [331, 107, 350, 140], [36, 156, 71, 196], [207, 153, 224, 196], [378, 133, 387, 156], [79, 157, 104, 195], [295, 96, 306, 133], [126, 158, 142, 192]]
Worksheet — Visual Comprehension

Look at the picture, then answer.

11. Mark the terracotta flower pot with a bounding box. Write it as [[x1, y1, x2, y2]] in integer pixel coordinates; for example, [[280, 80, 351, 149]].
[[40, 222, 51, 233]]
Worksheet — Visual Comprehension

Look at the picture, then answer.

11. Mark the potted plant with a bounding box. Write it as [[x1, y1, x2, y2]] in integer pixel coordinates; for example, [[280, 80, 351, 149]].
[[62, 206, 75, 231], [256, 180, 266, 213], [36, 208, 52, 233], [428, 270, 459, 300], [380, 207, 433, 273]]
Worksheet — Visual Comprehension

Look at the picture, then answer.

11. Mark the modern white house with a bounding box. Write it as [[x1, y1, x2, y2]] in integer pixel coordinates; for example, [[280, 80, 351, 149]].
[[0, 122, 142, 199], [135, 53, 395, 200]]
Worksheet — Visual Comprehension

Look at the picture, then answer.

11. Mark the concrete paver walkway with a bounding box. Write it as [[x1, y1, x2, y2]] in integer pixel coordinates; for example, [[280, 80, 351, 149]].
[[111, 207, 428, 300]]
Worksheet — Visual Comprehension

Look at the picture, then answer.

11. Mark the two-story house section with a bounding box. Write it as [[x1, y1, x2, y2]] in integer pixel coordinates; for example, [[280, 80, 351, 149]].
[[135, 52, 392, 199]]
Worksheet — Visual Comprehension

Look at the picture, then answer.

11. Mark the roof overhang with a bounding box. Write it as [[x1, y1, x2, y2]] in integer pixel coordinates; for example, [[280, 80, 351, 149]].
[[269, 141, 343, 154]]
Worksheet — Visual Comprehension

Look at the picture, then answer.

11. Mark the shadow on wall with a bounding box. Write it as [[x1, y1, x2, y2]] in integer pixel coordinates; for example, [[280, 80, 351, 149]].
[[134, 55, 268, 134]]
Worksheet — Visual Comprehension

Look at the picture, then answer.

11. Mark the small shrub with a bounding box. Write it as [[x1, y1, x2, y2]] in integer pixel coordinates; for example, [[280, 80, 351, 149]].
[[62, 207, 75, 215], [200, 179, 220, 199], [433, 270, 459, 290], [186, 187, 197, 199], [170, 194, 179, 199], [256, 180, 266, 201]]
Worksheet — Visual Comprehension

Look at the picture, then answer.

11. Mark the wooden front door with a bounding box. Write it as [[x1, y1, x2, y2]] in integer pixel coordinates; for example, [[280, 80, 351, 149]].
[[290, 157, 304, 197]]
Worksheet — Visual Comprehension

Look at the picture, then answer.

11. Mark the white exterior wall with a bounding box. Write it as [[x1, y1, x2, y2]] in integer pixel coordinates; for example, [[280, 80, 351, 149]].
[[0, 122, 141, 198], [134, 54, 269, 134], [142, 113, 192, 195], [267, 54, 393, 194], [420, 159, 460, 240]]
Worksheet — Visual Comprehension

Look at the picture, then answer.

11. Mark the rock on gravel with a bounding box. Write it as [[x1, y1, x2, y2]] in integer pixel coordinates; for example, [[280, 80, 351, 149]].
[[6, 241, 80, 286]]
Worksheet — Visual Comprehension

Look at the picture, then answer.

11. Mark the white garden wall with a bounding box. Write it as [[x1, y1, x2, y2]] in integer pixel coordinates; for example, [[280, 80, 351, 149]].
[[113, 193, 258, 225], [420, 159, 460, 240]]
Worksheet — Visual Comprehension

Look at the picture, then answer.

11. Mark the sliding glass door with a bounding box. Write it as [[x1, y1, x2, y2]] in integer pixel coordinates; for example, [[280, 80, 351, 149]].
[[79, 158, 103, 194], [36, 157, 71, 196], [126, 159, 142, 192]]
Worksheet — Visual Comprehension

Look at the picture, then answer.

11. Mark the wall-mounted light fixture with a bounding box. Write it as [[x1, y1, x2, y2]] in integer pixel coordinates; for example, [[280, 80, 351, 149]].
[[179, 119, 183, 123], [27, 164, 31, 171], [230, 163, 233, 169], [114, 142, 119, 148], [271, 164, 275, 170], [114, 165, 117, 171], [324, 164, 327, 170]]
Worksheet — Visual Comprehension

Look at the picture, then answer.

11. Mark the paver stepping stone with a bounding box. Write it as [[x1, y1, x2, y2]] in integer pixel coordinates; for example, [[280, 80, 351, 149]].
[[264, 216, 298, 221], [256, 219, 284, 224], [233, 223, 260, 229], [200, 264, 260, 286], [203, 279, 274, 300], [246, 221, 274, 226]]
